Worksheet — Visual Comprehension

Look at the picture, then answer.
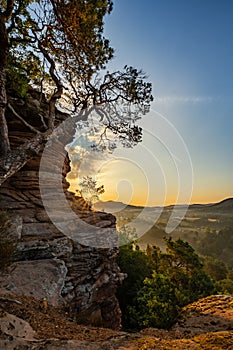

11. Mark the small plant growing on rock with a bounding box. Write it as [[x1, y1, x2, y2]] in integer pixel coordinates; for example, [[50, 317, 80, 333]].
[[0, 211, 17, 274], [76, 176, 105, 208]]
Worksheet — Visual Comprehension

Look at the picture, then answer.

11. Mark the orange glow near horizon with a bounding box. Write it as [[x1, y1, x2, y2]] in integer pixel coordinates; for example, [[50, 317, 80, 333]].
[[67, 144, 233, 208], [68, 165, 233, 207], [68, 173, 232, 207]]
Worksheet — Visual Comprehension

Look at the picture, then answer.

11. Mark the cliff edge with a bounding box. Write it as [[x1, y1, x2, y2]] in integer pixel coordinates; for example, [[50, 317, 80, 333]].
[[0, 92, 123, 330]]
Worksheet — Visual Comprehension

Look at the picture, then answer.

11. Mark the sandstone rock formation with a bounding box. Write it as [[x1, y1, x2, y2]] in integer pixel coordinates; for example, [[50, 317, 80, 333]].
[[0, 92, 124, 329], [0, 294, 233, 349]]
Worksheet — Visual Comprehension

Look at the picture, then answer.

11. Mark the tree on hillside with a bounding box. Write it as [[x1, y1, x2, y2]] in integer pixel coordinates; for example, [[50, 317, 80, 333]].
[[0, 0, 153, 185], [202, 255, 228, 281], [116, 243, 153, 328], [117, 238, 216, 330], [161, 238, 215, 306], [196, 227, 233, 266], [129, 272, 180, 329], [76, 176, 104, 207]]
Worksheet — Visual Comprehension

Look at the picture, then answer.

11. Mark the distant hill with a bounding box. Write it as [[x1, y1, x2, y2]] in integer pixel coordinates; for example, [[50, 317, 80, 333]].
[[161, 198, 233, 212], [188, 197, 233, 212], [95, 198, 233, 213], [94, 200, 144, 213], [208, 197, 233, 210]]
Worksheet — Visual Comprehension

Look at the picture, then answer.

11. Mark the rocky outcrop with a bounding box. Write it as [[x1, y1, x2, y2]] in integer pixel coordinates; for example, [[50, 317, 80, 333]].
[[172, 295, 233, 336], [0, 311, 37, 341], [1, 294, 233, 349], [0, 93, 124, 329]]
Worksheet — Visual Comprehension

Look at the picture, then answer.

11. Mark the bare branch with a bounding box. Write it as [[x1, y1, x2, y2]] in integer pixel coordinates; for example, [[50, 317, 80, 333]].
[[8, 103, 42, 134], [0, 131, 50, 186], [3, 0, 14, 21], [37, 39, 63, 129], [0, 297, 22, 305], [7, 0, 25, 34], [38, 113, 48, 129]]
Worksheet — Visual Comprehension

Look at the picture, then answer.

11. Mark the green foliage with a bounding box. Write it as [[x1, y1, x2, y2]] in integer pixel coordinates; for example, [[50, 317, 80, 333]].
[[6, 53, 29, 97], [216, 279, 233, 295], [200, 254, 233, 296], [182, 227, 233, 295], [7, 0, 114, 84], [6, 49, 47, 97], [116, 243, 153, 328], [48, 0, 114, 72], [0, 211, 17, 273], [202, 255, 228, 281], [129, 272, 180, 329], [227, 269, 233, 280], [117, 238, 216, 330], [161, 238, 215, 307], [1, 1, 153, 153], [196, 227, 233, 267]]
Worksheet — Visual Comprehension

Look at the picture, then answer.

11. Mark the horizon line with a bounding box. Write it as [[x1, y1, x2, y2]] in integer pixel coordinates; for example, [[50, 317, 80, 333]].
[[97, 196, 233, 208]]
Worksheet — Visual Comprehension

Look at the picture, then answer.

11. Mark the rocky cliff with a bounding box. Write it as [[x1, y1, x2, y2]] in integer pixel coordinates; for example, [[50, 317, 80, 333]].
[[0, 92, 124, 329]]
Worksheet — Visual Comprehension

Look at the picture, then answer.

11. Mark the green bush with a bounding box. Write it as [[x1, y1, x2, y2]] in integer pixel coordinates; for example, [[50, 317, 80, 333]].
[[129, 272, 180, 329], [202, 255, 228, 281], [216, 279, 233, 295], [116, 243, 153, 328], [6, 53, 30, 97], [196, 227, 233, 266], [117, 238, 216, 330], [6, 51, 45, 98]]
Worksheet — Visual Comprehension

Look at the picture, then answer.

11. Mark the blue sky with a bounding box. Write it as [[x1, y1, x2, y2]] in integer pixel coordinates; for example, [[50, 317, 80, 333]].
[[72, 0, 233, 206]]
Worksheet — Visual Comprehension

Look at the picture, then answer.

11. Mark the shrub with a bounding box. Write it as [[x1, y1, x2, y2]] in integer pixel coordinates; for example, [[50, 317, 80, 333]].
[[6, 53, 30, 98], [117, 238, 216, 330]]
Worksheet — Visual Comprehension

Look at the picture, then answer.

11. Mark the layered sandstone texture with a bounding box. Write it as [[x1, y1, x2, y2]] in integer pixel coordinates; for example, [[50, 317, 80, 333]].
[[0, 92, 123, 329]]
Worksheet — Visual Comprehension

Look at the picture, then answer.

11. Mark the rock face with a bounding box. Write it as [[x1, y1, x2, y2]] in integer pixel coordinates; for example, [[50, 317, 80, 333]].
[[0, 93, 123, 329], [0, 311, 37, 341], [172, 295, 233, 336]]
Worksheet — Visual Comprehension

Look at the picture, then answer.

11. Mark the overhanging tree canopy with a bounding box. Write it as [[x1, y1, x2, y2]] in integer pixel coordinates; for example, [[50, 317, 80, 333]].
[[0, 0, 153, 184]]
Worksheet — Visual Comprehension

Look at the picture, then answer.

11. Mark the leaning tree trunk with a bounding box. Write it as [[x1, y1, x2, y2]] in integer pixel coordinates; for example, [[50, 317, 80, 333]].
[[0, 14, 10, 157]]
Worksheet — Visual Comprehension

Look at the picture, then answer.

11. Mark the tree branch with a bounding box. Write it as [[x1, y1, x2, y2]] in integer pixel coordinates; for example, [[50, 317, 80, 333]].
[[0, 297, 22, 305], [0, 131, 50, 186], [0, 12, 11, 156], [3, 0, 14, 21], [8, 103, 42, 134], [7, 0, 24, 34], [38, 113, 48, 129], [37, 40, 63, 130]]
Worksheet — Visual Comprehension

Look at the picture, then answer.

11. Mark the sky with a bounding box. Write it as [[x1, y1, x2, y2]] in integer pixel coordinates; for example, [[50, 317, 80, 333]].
[[70, 0, 233, 206]]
